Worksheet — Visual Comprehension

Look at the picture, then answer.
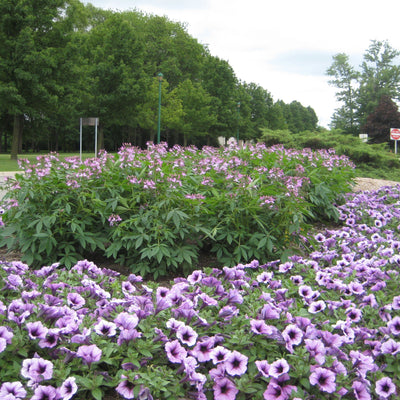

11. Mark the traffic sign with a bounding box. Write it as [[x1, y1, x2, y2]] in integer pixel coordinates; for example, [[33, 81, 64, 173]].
[[390, 128, 400, 140]]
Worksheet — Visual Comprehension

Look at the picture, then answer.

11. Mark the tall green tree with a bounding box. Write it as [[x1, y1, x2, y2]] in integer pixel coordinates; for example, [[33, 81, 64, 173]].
[[175, 79, 216, 146], [136, 76, 183, 144], [327, 40, 400, 134], [240, 82, 274, 139], [83, 11, 146, 150], [0, 0, 78, 159], [200, 55, 238, 140], [326, 53, 359, 134], [358, 40, 400, 125]]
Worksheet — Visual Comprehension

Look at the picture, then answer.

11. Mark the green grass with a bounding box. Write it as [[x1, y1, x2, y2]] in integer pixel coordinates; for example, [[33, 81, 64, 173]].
[[0, 153, 97, 172]]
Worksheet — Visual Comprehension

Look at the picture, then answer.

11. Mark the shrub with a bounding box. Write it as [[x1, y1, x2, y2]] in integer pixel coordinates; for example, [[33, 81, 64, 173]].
[[260, 128, 400, 181]]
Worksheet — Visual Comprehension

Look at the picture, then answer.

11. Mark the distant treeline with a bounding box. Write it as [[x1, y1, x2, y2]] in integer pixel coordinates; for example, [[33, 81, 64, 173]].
[[0, 0, 318, 155]]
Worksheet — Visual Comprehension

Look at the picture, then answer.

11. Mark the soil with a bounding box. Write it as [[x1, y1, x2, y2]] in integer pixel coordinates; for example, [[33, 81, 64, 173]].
[[353, 177, 400, 192]]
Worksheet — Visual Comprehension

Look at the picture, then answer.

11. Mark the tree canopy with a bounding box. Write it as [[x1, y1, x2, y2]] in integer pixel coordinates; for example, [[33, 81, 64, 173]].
[[0, 1, 318, 156], [327, 40, 400, 137]]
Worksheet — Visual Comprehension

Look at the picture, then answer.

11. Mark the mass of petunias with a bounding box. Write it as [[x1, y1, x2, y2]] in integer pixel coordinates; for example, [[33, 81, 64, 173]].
[[1, 144, 400, 399]]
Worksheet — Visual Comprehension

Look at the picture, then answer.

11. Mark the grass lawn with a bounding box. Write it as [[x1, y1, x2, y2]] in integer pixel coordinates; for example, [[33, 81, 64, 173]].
[[0, 153, 97, 172]]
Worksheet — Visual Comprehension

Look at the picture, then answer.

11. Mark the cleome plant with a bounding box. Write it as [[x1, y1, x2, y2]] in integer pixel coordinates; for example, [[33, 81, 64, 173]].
[[0, 142, 355, 279]]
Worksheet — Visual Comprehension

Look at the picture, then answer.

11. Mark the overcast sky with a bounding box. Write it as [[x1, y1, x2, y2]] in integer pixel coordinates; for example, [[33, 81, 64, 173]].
[[84, 0, 400, 128]]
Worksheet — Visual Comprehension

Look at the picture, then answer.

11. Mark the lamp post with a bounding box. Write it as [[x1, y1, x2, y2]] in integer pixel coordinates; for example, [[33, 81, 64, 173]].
[[236, 101, 241, 143], [157, 72, 163, 144]]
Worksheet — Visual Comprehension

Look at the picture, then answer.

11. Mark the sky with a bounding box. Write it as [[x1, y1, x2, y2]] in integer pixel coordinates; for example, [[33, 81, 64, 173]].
[[84, 0, 400, 128]]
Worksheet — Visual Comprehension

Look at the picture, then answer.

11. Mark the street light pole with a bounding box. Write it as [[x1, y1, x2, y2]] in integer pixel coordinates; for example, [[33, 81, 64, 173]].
[[236, 102, 241, 143], [157, 72, 163, 144]]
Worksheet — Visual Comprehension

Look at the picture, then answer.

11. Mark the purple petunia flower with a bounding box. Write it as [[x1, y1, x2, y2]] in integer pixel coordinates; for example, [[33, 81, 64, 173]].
[[0, 381, 27, 399], [213, 377, 238, 400], [250, 319, 275, 335], [381, 338, 400, 355], [0, 326, 14, 344], [210, 346, 231, 365], [58, 377, 78, 400], [349, 350, 377, 378], [38, 328, 60, 349], [21, 357, 54, 383], [76, 344, 102, 364], [26, 321, 48, 340], [255, 360, 270, 378], [308, 300, 326, 314], [263, 379, 296, 400], [375, 377, 396, 398], [94, 319, 117, 337], [114, 312, 139, 331], [387, 316, 400, 336], [225, 350, 248, 376], [352, 380, 371, 400], [305, 339, 326, 365], [269, 359, 290, 379], [260, 304, 280, 319], [165, 339, 187, 363], [309, 367, 336, 393], [282, 324, 303, 352], [116, 375, 135, 399], [187, 270, 204, 285], [176, 324, 198, 347], [0, 337, 6, 353], [117, 328, 142, 345], [67, 293, 86, 309], [192, 337, 215, 362], [31, 385, 57, 400], [218, 305, 239, 319]]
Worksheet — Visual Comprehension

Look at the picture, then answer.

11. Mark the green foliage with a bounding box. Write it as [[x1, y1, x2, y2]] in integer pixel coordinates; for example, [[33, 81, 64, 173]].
[[0, 1, 318, 153], [0, 143, 355, 279], [260, 128, 400, 181], [327, 40, 400, 134]]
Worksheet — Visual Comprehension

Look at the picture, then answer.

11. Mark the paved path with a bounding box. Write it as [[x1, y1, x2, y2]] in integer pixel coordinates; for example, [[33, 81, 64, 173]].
[[0, 171, 18, 201]]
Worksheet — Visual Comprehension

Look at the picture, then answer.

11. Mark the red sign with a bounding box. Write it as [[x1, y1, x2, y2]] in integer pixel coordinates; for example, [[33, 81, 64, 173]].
[[391, 128, 400, 140]]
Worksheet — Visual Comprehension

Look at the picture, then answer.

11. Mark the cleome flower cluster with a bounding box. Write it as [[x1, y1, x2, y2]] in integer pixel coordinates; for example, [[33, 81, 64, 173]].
[[0, 142, 355, 276], [1, 183, 400, 399]]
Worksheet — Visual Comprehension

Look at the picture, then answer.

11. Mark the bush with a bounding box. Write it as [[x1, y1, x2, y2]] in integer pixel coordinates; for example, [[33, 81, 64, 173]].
[[0, 143, 355, 279], [260, 128, 400, 180]]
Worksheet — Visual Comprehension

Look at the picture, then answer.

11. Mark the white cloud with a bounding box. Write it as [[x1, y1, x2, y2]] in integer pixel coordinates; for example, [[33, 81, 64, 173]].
[[85, 0, 400, 127]]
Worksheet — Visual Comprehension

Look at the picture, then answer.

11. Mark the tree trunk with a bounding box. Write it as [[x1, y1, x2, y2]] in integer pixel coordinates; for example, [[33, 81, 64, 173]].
[[10, 114, 23, 160]]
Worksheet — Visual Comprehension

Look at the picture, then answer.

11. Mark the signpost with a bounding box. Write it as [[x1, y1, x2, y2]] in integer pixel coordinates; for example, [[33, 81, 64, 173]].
[[390, 128, 400, 154], [79, 118, 99, 161]]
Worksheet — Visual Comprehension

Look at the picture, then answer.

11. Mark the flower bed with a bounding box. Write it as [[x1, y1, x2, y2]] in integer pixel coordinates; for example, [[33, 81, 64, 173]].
[[0, 143, 355, 279], [1, 184, 400, 399]]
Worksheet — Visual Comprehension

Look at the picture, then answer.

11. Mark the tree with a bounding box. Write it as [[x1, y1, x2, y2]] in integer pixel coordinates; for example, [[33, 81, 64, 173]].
[[327, 40, 400, 134], [361, 95, 400, 144], [136, 76, 183, 144], [239, 82, 274, 139], [175, 79, 216, 146], [326, 53, 359, 134], [83, 11, 147, 150], [275, 100, 318, 133], [200, 55, 238, 140], [358, 40, 400, 125], [0, 0, 77, 159]]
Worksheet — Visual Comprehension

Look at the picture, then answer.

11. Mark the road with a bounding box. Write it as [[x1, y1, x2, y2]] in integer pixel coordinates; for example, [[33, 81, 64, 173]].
[[0, 171, 18, 201]]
